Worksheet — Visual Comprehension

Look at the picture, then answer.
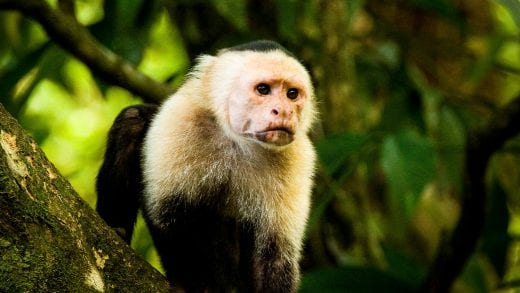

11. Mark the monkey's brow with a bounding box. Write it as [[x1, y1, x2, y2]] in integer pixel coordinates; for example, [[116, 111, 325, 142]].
[[253, 71, 306, 83]]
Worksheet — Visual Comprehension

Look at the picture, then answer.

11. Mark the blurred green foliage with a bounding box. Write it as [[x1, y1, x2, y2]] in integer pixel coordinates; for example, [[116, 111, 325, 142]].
[[1, 0, 519, 291]]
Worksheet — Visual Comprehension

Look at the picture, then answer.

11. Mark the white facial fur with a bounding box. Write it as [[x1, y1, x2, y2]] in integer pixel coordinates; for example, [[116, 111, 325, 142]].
[[199, 50, 316, 149]]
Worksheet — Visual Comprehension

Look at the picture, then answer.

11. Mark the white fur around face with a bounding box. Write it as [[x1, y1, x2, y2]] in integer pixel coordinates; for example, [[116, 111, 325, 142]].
[[141, 48, 317, 257], [207, 51, 317, 145]]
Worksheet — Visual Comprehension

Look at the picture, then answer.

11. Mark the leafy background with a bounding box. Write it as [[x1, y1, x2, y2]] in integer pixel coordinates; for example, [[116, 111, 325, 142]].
[[1, 0, 519, 291]]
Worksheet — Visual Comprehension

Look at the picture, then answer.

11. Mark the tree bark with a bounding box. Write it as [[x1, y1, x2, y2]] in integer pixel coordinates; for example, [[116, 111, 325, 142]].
[[0, 104, 170, 292]]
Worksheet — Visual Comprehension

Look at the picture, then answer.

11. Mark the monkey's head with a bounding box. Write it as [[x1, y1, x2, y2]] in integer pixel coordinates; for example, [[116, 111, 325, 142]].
[[197, 41, 316, 149]]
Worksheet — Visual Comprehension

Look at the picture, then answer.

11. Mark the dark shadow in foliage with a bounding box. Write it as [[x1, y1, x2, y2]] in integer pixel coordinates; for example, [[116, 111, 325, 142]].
[[300, 266, 415, 293], [481, 178, 511, 277]]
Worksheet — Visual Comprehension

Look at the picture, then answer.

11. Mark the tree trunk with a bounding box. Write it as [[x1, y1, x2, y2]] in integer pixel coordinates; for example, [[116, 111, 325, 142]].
[[0, 104, 170, 292]]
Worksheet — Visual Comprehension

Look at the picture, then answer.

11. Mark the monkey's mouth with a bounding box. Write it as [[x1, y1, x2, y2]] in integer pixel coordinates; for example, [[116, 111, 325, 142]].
[[254, 127, 295, 146]]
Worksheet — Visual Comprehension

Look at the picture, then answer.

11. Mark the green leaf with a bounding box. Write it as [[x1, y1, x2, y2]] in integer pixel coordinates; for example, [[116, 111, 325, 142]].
[[345, 0, 366, 29], [301, 266, 414, 293], [382, 246, 426, 288], [307, 133, 370, 232], [0, 42, 51, 115], [467, 36, 505, 83], [459, 257, 491, 293], [437, 106, 466, 190], [211, 0, 248, 32], [381, 131, 435, 222], [138, 12, 189, 83], [276, 0, 298, 41], [497, 0, 520, 28], [37, 46, 70, 91], [132, 213, 164, 274], [90, 0, 160, 65], [378, 89, 425, 133], [317, 132, 370, 176]]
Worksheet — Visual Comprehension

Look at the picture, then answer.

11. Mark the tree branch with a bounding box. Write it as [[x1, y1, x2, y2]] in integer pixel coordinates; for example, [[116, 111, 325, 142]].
[[421, 95, 520, 292], [0, 0, 174, 103], [0, 104, 171, 291]]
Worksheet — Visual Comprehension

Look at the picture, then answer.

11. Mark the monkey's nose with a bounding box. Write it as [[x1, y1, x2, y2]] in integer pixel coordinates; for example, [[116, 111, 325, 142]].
[[271, 107, 293, 118]]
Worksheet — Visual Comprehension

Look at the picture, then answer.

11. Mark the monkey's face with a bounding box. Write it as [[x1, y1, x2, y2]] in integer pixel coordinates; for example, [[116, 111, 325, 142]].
[[207, 50, 316, 149], [226, 54, 313, 147], [228, 77, 304, 147]]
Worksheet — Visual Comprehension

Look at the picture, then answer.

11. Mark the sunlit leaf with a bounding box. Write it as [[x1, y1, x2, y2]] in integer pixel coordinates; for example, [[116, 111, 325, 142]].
[[497, 0, 520, 28], [138, 12, 189, 83], [21, 80, 76, 144], [75, 0, 105, 25]]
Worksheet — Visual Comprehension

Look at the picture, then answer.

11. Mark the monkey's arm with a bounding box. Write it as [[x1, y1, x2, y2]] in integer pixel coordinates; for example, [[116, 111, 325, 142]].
[[96, 104, 158, 243]]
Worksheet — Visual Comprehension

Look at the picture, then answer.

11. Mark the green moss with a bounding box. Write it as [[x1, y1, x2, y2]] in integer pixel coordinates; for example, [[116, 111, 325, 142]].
[[0, 238, 11, 248], [0, 245, 35, 292]]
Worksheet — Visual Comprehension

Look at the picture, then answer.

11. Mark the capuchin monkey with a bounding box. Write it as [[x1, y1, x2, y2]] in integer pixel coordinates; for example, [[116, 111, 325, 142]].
[[96, 40, 317, 292]]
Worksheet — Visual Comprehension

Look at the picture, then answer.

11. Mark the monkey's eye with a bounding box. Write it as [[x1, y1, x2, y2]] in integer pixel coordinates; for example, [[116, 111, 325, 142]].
[[256, 83, 271, 95], [287, 88, 299, 100]]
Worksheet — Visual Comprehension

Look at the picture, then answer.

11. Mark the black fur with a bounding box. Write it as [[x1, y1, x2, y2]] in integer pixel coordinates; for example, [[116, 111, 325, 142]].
[[147, 196, 243, 291], [147, 195, 295, 293], [96, 104, 158, 243], [225, 40, 294, 58]]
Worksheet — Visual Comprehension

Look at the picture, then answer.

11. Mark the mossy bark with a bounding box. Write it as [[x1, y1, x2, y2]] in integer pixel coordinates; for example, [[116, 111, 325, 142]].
[[0, 104, 170, 292]]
